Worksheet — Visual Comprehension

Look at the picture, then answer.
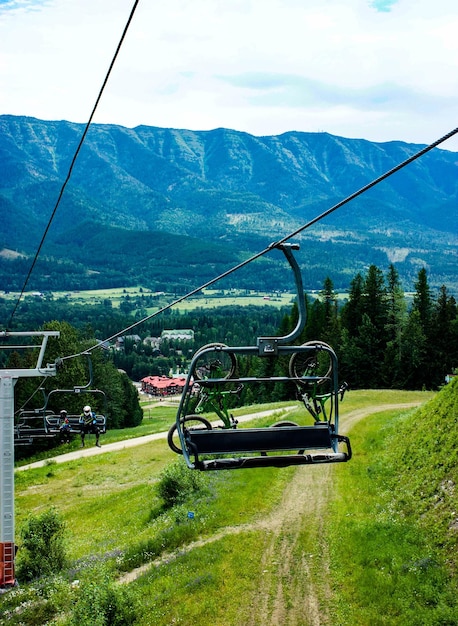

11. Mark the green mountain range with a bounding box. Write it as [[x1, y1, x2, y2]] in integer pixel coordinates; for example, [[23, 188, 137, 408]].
[[0, 114, 457, 293]]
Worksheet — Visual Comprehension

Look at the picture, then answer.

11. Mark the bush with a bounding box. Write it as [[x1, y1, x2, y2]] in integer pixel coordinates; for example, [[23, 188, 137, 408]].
[[157, 461, 206, 508], [16, 507, 67, 582], [69, 566, 138, 626]]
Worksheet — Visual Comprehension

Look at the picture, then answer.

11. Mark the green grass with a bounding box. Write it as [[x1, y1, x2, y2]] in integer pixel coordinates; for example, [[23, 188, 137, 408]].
[[7, 388, 457, 626], [14, 422, 293, 562], [328, 381, 458, 625], [132, 532, 265, 624]]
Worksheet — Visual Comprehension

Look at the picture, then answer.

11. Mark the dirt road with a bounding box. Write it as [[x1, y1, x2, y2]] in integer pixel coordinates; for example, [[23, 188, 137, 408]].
[[245, 402, 422, 625], [118, 401, 421, 620]]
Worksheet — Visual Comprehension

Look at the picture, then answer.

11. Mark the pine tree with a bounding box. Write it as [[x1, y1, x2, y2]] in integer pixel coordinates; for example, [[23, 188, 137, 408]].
[[410, 268, 434, 386], [400, 310, 428, 389], [319, 276, 341, 348], [383, 264, 407, 387], [430, 285, 458, 386], [412, 268, 433, 332], [341, 272, 364, 338]]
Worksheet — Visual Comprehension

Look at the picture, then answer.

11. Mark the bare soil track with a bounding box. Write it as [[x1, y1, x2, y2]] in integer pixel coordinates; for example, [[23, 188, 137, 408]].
[[118, 402, 420, 626], [245, 402, 421, 625]]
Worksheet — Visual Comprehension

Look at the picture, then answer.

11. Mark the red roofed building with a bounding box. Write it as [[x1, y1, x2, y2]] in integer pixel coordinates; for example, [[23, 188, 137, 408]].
[[141, 375, 187, 396]]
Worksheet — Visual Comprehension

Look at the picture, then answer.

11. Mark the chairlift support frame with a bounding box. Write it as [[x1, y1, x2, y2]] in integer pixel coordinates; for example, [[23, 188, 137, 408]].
[[0, 330, 59, 589], [171, 244, 351, 471]]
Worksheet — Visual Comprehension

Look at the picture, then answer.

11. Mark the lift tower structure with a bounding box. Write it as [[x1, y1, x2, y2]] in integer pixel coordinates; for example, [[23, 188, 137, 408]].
[[0, 330, 59, 589]]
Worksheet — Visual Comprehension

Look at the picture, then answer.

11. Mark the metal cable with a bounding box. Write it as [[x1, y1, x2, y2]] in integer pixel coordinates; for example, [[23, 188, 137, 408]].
[[15, 378, 47, 415]]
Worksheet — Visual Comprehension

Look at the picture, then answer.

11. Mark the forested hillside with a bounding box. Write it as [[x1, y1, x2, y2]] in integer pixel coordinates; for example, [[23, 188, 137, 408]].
[[1, 115, 457, 293]]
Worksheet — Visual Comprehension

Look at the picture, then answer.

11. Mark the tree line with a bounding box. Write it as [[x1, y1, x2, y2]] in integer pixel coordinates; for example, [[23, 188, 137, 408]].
[[114, 264, 457, 392], [5, 262, 457, 427], [291, 264, 457, 390]]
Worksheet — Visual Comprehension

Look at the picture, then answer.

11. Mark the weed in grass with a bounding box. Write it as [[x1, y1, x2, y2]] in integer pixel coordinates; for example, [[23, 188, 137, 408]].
[[0, 575, 72, 626], [157, 461, 208, 509], [16, 508, 67, 583]]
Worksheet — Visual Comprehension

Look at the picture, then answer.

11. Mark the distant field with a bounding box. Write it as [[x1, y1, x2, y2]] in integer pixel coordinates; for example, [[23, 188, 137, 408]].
[[5, 286, 298, 311], [173, 291, 296, 311]]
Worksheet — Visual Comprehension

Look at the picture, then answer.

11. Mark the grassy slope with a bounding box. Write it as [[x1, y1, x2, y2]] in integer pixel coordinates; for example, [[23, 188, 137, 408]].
[[330, 379, 458, 625], [5, 389, 457, 625]]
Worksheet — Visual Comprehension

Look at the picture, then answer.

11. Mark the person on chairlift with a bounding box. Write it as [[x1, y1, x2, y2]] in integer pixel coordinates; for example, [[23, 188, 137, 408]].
[[59, 409, 71, 444], [79, 404, 101, 448]]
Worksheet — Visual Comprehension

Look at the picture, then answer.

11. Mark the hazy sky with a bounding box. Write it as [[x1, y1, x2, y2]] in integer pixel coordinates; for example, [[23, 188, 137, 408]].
[[1, 0, 457, 150]]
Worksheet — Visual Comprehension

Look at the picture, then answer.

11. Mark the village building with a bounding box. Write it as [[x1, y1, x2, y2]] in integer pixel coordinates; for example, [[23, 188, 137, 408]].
[[140, 375, 187, 396], [160, 329, 194, 341]]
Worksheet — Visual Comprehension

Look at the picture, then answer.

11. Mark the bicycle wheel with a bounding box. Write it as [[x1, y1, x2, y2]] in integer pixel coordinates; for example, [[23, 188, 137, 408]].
[[260, 420, 301, 456], [271, 420, 299, 427], [193, 343, 237, 381], [167, 415, 213, 454], [289, 341, 333, 387]]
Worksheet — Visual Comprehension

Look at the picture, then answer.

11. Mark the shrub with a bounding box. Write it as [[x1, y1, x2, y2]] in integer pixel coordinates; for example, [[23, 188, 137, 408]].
[[157, 461, 206, 508], [16, 507, 67, 582], [69, 566, 138, 626]]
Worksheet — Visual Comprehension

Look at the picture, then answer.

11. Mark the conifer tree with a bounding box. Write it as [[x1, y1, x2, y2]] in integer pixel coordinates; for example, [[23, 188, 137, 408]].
[[410, 268, 434, 386], [383, 264, 407, 387], [412, 268, 433, 332], [341, 272, 364, 338], [401, 309, 428, 389], [430, 285, 458, 386], [319, 276, 341, 348]]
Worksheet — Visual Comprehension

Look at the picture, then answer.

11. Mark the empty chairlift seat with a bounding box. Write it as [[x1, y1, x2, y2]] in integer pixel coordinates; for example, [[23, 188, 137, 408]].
[[185, 422, 351, 470]]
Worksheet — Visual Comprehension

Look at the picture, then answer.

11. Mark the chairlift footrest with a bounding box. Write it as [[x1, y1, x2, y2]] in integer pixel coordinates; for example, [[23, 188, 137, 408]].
[[194, 450, 350, 471]]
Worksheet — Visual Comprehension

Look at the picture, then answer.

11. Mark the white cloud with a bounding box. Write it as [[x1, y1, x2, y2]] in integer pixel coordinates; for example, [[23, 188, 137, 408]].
[[1, 0, 457, 150]]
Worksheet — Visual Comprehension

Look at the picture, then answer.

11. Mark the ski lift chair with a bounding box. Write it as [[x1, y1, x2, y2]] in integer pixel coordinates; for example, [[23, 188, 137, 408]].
[[170, 243, 351, 471], [15, 354, 107, 445]]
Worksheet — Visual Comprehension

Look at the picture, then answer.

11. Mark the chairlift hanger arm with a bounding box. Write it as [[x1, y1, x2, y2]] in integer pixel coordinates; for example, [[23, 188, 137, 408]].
[[257, 243, 306, 353]]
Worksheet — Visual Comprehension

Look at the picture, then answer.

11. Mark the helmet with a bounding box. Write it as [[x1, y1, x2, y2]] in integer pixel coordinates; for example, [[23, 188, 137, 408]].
[[83, 405, 91, 414], [60, 409, 67, 415]]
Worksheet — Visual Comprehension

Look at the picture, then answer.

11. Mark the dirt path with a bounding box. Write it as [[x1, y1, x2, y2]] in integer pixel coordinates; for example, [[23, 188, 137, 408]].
[[119, 401, 422, 623], [245, 401, 422, 626]]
